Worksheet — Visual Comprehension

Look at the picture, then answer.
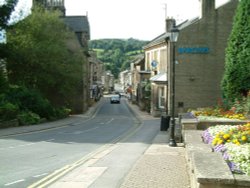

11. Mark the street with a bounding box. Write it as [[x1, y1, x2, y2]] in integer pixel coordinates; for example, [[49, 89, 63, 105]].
[[0, 96, 160, 188]]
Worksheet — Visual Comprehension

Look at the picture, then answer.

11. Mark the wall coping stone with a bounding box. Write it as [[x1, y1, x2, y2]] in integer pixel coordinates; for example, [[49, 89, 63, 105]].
[[183, 130, 250, 188]]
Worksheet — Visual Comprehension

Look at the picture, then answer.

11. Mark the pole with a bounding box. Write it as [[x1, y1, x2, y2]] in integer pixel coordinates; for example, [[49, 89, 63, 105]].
[[169, 42, 177, 147]]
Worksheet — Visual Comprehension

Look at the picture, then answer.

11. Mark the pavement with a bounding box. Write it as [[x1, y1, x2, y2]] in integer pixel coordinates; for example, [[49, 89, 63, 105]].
[[119, 102, 191, 188], [0, 98, 191, 188]]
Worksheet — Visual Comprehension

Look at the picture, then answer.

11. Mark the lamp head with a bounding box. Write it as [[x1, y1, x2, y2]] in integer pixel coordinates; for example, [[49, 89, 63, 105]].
[[170, 27, 179, 42]]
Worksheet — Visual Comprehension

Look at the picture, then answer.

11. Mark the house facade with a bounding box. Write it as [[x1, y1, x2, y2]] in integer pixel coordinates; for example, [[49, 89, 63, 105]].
[[170, 0, 238, 114], [104, 71, 115, 94], [130, 54, 145, 103], [141, 0, 238, 117], [143, 19, 174, 116], [88, 51, 105, 102]]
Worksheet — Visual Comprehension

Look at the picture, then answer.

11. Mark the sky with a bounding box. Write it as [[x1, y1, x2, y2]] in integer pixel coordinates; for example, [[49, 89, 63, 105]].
[[1, 0, 230, 41]]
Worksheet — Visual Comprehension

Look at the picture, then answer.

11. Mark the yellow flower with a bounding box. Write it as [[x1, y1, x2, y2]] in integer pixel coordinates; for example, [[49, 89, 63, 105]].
[[212, 141, 217, 146], [233, 139, 238, 144], [223, 134, 230, 140], [241, 135, 247, 141], [218, 139, 223, 145]]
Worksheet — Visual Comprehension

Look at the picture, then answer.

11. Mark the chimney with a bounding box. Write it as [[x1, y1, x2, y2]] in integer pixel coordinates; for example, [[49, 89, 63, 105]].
[[200, 0, 215, 18], [165, 18, 176, 33]]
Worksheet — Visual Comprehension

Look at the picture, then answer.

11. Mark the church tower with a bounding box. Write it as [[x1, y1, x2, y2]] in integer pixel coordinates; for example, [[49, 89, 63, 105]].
[[33, 0, 66, 16]]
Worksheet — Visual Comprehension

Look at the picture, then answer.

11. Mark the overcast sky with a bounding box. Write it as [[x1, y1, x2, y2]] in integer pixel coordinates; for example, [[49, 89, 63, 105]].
[[2, 0, 230, 41]]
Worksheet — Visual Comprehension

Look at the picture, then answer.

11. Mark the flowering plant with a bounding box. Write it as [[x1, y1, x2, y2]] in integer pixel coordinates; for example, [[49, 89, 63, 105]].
[[225, 143, 250, 175], [202, 123, 250, 175], [191, 107, 246, 120]]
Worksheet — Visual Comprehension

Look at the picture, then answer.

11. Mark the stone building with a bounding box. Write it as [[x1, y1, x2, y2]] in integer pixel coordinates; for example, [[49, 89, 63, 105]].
[[130, 54, 145, 103], [32, 0, 91, 113], [171, 0, 238, 114], [142, 0, 238, 117], [63, 16, 90, 112], [143, 31, 169, 116], [103, 71, 114, 94], [88, 51, 105, 101]]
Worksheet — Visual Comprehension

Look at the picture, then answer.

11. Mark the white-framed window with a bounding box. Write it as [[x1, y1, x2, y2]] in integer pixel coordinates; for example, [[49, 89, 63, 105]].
[[158, 87, 165, 109]]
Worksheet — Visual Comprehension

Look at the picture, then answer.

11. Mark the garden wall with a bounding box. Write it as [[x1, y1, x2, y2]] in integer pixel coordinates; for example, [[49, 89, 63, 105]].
[[183, 130, 250, 188]]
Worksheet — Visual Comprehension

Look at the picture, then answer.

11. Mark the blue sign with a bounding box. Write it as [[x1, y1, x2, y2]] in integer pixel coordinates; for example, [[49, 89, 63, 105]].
[[151, 60, 158, 67], [178, 47, 209, 54]]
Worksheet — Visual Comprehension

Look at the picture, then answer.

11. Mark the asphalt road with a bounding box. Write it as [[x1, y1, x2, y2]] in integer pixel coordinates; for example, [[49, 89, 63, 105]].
[[0, 96, 160, 188]]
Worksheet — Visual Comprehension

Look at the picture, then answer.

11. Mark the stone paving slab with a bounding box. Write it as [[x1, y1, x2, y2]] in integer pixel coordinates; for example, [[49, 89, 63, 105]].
[[120, 143, 191, 188], [118, 103, 191, 188]]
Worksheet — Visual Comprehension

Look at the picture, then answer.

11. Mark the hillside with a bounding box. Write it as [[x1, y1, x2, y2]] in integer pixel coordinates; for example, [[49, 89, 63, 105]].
[[88, 38, 148, 78]]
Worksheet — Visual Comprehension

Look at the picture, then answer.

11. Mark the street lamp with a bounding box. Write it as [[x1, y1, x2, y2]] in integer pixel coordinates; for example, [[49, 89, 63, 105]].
[[169, 26, 179, 147]]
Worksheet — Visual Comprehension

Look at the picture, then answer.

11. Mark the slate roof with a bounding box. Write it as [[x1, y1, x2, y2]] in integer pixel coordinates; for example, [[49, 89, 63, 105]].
[[63, 16, 90, 33], [144, 17, 199, 49]]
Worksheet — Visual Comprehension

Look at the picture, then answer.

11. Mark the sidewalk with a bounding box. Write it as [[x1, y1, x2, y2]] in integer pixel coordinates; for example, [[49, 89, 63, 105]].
[[120, 102, 191, 188], [0, 98, 104, 138]]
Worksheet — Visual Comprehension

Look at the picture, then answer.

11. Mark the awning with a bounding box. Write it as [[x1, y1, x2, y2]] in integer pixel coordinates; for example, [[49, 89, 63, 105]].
[[150, 73, 167, 82]]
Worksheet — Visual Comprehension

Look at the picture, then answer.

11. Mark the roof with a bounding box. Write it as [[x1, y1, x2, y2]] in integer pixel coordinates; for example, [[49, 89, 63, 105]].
[[133, 54, 145, 65], [177, 17, 199, 30], [150, 72, 167, 82], [144, 17, 200, 49], [143, 32, 170, 49], [63, 16, 90, 33]]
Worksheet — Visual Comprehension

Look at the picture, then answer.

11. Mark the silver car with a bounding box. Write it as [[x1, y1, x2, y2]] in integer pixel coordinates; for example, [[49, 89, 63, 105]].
[[110, 96, 120, 104]]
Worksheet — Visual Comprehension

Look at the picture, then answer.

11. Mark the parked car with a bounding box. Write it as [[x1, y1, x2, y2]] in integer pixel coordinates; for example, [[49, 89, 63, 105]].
[[110, 96, 120, 104]]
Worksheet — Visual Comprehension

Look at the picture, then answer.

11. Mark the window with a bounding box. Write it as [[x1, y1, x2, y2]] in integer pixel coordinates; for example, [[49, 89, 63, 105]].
[[158, 87, 165, 109]]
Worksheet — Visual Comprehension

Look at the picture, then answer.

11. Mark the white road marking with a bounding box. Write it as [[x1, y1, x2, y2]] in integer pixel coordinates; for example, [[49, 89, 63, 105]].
[[105, 118, 114, 124], [33, 173, 48, 178], [58, 127, 99, 135], [45, 139, 55, 142], [67, 142, 77, 144], [5, 179, 25, 186], [0, 139, 55, 150], [19, 143, 35, 147]]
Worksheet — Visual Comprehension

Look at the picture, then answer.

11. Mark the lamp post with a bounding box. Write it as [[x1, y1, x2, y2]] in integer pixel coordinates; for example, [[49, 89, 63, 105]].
[[169, 26, 179, 147]]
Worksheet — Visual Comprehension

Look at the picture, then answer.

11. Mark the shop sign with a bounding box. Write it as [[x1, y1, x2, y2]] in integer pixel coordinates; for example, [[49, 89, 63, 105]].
[[178, 47, 209, 54]]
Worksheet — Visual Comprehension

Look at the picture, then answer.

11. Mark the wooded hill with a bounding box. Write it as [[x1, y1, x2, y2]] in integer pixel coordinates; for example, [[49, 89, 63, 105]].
[[88, 38, 149, 78]]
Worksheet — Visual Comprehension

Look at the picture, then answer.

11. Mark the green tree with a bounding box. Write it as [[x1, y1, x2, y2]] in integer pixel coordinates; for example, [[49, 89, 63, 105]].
[[6, 6, 85, 110], [0, 0, 18, 29], [222, 0, 250, 102], [89, 38, 148, 78], [0, 0, 19, 92]]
